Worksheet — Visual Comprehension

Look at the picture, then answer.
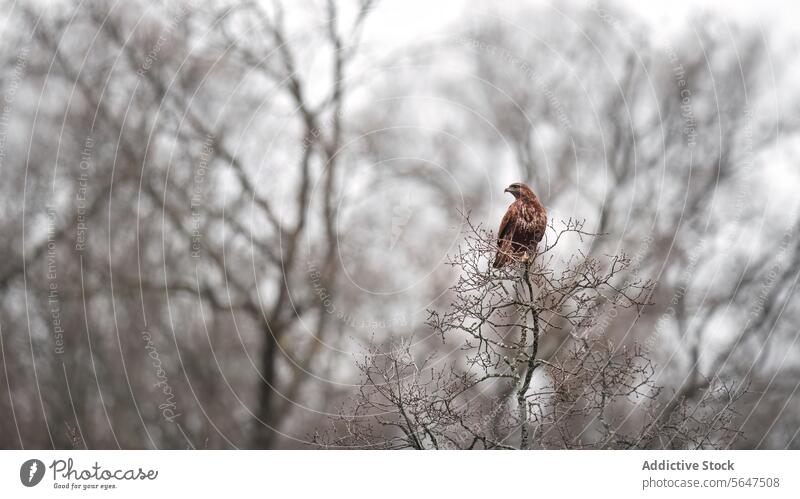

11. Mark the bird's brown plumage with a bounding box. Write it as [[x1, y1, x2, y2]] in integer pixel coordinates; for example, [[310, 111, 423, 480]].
[[493, 182, 547, 268]]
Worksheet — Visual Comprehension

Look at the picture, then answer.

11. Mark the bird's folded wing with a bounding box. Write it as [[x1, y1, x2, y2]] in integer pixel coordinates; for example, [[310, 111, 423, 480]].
[[497, 208, 516, 245]]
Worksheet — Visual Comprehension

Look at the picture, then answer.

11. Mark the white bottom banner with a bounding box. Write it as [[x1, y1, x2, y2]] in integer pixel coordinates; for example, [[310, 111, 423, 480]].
[[0, 451, 796, 497]]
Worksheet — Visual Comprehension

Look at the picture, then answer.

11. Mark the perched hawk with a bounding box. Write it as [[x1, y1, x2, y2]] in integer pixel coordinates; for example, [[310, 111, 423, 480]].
[[492, 182, 547, 268]]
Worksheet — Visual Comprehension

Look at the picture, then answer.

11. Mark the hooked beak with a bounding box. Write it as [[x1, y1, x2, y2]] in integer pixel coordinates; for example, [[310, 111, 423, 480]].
[[504, 187, 512, 194]]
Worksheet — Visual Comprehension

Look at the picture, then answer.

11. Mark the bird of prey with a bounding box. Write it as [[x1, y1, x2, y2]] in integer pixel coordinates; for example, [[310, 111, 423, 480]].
[[492, 182, 547, 268]]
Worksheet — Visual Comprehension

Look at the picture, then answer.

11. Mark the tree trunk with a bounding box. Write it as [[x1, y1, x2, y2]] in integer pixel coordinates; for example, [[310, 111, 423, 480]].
[[252, 323, 280, 448]]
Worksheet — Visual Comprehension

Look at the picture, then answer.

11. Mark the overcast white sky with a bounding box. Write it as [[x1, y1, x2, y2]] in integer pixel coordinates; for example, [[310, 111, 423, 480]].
[[367, 0, 797, 47]]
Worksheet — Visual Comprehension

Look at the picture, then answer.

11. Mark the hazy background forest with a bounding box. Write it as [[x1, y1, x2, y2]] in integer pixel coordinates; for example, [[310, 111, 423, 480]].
[[1, 0, 799, 449]]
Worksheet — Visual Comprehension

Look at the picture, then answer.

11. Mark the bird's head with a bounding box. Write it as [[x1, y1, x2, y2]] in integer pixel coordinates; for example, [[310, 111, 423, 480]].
[[504, 182, 535, 200]]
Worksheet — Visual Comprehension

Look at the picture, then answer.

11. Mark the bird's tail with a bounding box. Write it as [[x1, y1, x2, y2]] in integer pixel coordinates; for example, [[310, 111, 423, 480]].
[[493, 251, 509, 268]]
